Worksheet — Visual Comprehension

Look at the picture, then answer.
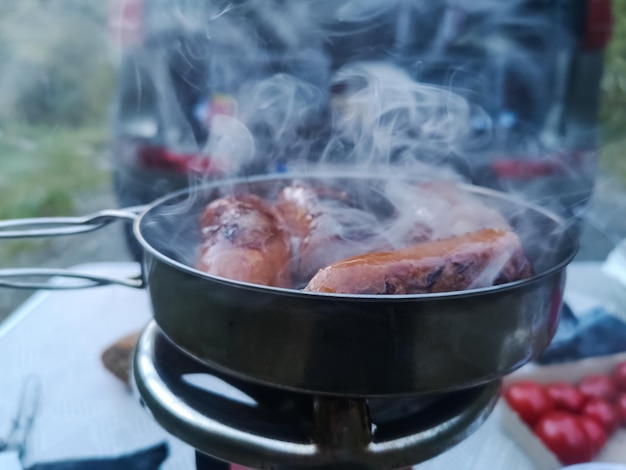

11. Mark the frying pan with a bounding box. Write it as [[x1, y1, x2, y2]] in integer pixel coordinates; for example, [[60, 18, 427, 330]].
[[0, 172, 578, 396]]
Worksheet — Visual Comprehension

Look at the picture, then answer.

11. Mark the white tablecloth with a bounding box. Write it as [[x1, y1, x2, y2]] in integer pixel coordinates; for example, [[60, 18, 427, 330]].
[[0, 261, 625, 469], [0, 263, 194, 469]]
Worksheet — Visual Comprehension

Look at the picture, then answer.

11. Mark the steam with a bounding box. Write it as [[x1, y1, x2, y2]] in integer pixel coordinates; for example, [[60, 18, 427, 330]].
[[189, 59, 481, 179], [203, 114, 256, 174], [323, 62, 475, 169], [167, 0, 574, 182], [123, 0, 592, 286], [0, 0, 612, 297], [234, 71, 329, 168]]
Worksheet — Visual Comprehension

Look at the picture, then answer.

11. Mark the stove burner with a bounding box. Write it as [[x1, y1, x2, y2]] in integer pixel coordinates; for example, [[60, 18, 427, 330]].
[[134, 322, 499, 470]]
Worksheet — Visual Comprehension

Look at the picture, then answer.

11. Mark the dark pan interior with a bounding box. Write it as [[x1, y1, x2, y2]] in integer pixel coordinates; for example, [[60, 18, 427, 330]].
[[137, 174, 577, 291]]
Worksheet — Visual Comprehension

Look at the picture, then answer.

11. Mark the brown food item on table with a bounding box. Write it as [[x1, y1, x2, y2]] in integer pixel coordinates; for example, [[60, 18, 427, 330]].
[[197, 195, 292, 288], [101, 331, 141, 386], [305, 228, 533, 295]]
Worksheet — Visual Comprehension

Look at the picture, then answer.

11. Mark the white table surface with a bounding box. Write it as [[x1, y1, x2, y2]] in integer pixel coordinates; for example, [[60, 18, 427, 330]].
[[0, 261, 625, 470], [0, 263, 195, 470]]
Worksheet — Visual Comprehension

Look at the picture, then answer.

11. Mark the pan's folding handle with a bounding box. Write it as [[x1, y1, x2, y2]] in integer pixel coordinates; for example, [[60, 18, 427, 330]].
[[0, 208, 146, 290], [0, 269, 144, 290], [0, 208, 142, 238]]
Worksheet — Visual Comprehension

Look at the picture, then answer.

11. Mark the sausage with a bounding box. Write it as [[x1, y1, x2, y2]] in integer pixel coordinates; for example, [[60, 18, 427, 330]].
[[276, 183, 385, 285], [397, 181, 512, 246], [305, 229, 533, 295], [276, 183, 341, 284], [196, 195, 292, 287], [275, 183, 321, 239]]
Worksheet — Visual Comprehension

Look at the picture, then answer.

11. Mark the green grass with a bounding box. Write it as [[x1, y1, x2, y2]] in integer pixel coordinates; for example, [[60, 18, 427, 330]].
[[600, 137, 626, 184], [0, 124, 111, 259], [0, 125, 110, 219], [598, 0, 626, 182]]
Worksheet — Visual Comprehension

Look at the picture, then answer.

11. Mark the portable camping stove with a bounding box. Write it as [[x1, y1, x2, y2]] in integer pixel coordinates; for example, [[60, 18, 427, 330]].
[[134, 321, 500, 470]]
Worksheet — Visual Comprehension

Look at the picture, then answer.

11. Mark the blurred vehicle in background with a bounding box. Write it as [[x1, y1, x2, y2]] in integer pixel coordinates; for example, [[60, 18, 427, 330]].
[[109, 0, 613, 251]]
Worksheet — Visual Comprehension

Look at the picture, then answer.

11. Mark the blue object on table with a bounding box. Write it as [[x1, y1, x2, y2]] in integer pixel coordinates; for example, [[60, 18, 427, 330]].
[[26, 443, 168, 470], [537, 305, 626, 365]]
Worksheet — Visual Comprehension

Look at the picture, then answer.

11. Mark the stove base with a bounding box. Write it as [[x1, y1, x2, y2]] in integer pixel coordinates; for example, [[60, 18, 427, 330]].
[[134, 322, 500, 470], [196, 451, 230, 470]]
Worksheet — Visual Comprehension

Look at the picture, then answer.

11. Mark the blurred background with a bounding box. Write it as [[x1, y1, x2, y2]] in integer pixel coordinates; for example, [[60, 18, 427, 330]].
[[0, 0, 625, 319]]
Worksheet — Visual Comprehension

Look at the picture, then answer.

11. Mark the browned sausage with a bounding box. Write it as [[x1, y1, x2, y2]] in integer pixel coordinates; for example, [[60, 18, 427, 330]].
[[196, 195, 292, 287], [276, 183, 385, 285], [305, 228, 533, 295], [275, 183, 320, 238], [399, 181, 512, 246]]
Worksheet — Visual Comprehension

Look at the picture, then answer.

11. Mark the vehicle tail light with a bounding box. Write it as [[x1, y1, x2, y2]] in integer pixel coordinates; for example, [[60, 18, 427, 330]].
[[490, 151, 592, 180], [583, 0, 613, 50], [491, 160, 562, 179], [138, 146, 225, 175], [109, 0, 144, 48]]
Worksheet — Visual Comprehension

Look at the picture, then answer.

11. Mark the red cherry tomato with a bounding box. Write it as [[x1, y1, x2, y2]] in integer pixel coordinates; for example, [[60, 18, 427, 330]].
[[578, 415, 608, 456], [546, 382, 586, 413], [533, 411, 594, 465], [504, 381, 554, 426], [578, 374, 618, 402], [616, 393, 626, 426], [582, 398, 620, 435], [612, 361, 626, 392]]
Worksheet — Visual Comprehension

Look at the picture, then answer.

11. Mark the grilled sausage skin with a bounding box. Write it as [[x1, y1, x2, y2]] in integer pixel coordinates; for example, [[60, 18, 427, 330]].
[[276, 183, 383, 285], [197, 195, 292, 288], [305, 229, 532, 295]]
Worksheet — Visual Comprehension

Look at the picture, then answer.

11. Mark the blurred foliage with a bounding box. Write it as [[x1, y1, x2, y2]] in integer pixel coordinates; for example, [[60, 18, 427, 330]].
[[600, 0, 626, 138], [0, 123, 110, 265], [0, 125, 110, 220], [602, 137, 626, 184], [0, 0, 115, 126], [599, 2, 626, 183]]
